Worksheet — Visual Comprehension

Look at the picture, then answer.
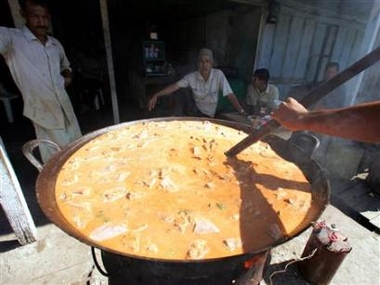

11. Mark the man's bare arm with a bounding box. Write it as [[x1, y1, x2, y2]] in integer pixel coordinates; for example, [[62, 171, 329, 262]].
[[61, 69, 73, 87], [148, 83, 180, 111], [272, 97, 380, 143], [226, 93, 245, 114]]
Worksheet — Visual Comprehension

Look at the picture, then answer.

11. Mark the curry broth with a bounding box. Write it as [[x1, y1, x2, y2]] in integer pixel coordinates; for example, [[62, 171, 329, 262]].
[[55, 120, 317, 260]]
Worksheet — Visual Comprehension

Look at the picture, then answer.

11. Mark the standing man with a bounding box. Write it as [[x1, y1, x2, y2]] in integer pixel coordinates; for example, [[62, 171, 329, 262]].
[[246, 68, 279, 117], [0, 0, 82, 162], [148, 48, 245, 117]]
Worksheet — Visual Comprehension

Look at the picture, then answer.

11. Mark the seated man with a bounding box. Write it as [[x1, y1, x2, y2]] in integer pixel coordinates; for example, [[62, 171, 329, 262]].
[[148, 48, 245, 117], [246, 68, 279, 117]]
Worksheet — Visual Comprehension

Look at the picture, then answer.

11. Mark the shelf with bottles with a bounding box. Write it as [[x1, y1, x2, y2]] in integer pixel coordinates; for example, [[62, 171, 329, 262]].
[[142, 40, 167, 76], [143, 40, 166, 62]]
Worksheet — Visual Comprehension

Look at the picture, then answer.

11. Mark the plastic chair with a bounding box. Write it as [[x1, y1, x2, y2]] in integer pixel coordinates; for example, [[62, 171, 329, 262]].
[[0, 83, 19, 123]]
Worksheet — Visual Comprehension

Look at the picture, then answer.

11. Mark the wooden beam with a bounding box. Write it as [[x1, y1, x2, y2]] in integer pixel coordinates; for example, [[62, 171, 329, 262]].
[[99, 0, 120, 124], [0, 138, 37, 245]]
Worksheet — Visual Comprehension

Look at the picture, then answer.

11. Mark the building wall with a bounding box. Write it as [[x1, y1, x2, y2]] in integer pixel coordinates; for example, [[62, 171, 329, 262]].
[[255, 0, 374, 101], [354, 1, 380, 104], [254, 0, 379, 180]]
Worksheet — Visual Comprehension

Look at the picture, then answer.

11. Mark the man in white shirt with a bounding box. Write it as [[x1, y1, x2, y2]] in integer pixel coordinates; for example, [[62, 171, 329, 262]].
[[246, 68, 279, 116], [148, 48, 245, 117], [0, 0, 81, 162]]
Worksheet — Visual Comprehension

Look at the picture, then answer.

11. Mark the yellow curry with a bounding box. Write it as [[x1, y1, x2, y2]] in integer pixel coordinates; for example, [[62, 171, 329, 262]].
[[56, 120, 317, 260]]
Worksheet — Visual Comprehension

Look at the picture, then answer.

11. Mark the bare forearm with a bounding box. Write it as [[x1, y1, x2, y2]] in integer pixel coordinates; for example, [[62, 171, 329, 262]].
[[299, 103, 380, 142], [61, 69, 72, 87], [227, 93, 244, 113], [273, 98, 380, 143], [154, 83, 180, 98], [148, 83, 180, 111]]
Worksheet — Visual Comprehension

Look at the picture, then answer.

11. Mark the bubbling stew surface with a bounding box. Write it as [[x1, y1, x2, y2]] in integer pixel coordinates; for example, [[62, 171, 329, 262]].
[[56, 120, 318, 260]]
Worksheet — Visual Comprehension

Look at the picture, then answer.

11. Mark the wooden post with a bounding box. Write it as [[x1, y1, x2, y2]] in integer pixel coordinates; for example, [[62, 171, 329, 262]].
[[0, 138, 37, 245], [99, 0, 120, 124]]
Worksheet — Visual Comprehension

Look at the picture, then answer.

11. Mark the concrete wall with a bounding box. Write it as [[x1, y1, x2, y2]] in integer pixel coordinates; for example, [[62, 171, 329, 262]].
[[255, 0, 375, 100]]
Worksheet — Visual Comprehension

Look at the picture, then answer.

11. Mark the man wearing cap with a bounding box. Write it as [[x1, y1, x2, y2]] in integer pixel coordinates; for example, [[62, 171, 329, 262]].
[[148, 48, 245, 117]]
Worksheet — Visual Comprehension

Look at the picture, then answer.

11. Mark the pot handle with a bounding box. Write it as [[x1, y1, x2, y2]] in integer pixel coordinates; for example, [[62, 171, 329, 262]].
[[22, 139, 61, 172], [91, 246, 110, 277]]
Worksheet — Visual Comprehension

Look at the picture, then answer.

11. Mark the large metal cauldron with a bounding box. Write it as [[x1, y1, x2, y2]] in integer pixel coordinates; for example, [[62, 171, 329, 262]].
[[33, 117, 330, 285]]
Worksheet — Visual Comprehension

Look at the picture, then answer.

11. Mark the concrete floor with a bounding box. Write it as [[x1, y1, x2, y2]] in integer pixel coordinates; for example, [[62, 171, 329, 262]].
[[1, 96, 379, 284]]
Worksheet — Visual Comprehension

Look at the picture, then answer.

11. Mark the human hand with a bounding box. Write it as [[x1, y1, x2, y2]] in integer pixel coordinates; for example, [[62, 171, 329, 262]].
[[64, 76, 72, 87], [62, 69, 73, 87], [271, 97, 308, 131], [148, 95, 158, 111]]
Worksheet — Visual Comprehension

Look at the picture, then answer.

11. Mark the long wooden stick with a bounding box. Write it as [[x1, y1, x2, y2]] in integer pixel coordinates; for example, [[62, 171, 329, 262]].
[[225, 46, 380, 157]]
